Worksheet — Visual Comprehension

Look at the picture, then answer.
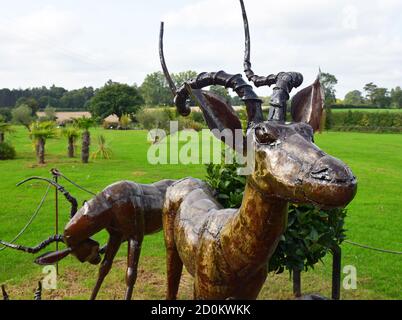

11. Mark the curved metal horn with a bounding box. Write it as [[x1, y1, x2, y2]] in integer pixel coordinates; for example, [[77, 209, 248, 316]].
[[240, 0, 254, 81], [0, 235, 64, 254], [17, 177, 78, 218], [159, 21, 177, 95]]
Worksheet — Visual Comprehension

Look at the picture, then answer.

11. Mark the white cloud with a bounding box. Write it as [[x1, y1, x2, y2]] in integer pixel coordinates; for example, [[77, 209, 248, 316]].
[[0, 0, 400, 99]]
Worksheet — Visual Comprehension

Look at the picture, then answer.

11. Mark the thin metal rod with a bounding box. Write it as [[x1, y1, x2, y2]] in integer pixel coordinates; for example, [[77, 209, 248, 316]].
[[292, 268, 302, 298], [332, 245, 341, 300], [0, 185, 50, 252], [54, 173, 59, 275]]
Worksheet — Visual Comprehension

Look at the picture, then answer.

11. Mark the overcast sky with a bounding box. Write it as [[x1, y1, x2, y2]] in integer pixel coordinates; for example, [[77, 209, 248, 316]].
[[0, 0, 401, 98]]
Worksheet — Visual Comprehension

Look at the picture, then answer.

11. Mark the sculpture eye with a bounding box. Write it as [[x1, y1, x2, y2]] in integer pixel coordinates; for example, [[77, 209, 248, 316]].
[[255, 126, 277, 145]]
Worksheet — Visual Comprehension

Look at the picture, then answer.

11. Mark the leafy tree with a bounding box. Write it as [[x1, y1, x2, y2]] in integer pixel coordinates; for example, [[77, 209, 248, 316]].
[[172, 70, 198, 88], [344, 90, 364, 105], [372, 88, 391, 108], [90, 81, 144, 120], [390, 86, 402, 108], [15, 97, 39, 115], [140, 72, 172, 106], [209, 86, 231, 104], [231, 95, 243, 106], [11, 104, 35, 130], [140, 70, 198, 107], [363, 82, 378, 104], [29, 121, 57, 164], [320, 72, 338, 105], [0, 88, 14, 107], [41, 106, 57, 121], [60, 87, 94, 110], [0, 107, 12, 122], [73, 116, 95, 163], [62, 126, 80, 158]]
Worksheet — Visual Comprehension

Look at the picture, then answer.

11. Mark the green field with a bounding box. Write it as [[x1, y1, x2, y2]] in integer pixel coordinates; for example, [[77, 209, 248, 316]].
[[0, 127, 401, 300]]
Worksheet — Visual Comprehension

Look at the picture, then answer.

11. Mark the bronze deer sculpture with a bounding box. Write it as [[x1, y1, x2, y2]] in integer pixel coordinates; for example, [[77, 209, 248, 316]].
[[159, 2, 357, 299], [0, 177, 175, 300]]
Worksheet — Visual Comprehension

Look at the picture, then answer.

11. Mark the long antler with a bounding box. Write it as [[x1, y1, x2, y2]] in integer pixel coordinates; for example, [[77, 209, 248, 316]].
[[159, 22, 191, 116], [159, 22, 177, 96], [240, 0, 277, 87], [17, 177, 78, 218], [0, 235, 64, 254]]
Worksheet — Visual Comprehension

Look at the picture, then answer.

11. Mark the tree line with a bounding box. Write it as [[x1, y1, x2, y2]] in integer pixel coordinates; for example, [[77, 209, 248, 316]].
[[0, 71, 401, 125], [343, 83, 402, 108]]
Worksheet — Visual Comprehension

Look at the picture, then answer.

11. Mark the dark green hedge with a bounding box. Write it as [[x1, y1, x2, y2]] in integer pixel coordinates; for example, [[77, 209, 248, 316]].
[[0, 142, 16, 160], [328, 110, 402, 133], [329, 104, 382, 109]]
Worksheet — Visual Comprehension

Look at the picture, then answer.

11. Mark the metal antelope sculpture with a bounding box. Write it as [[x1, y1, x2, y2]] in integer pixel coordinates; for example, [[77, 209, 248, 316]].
[[159, 1, 357, 299], [0, 177, 175, 300]]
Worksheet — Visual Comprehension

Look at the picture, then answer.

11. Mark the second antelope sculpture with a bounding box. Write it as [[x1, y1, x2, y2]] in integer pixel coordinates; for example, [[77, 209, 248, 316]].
[[0, 177, 175, 300], [159, 2, 357, 299]]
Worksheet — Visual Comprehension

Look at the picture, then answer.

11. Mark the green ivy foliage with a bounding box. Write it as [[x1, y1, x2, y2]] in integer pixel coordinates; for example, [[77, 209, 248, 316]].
[[205, 154, 347, 274]]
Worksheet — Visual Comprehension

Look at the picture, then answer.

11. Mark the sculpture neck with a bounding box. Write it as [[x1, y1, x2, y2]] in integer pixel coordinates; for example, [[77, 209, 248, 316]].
[[220, 178, 288, 275]]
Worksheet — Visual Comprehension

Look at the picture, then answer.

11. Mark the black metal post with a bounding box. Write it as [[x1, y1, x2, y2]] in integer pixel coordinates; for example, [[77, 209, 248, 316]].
[[332, 245, 341, 300], [53, 171, 59, 275], [293, 268, 302, 298]]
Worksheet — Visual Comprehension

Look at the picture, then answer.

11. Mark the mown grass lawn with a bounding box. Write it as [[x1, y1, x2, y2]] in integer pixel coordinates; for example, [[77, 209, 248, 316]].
[[0, 127, 401, 300]]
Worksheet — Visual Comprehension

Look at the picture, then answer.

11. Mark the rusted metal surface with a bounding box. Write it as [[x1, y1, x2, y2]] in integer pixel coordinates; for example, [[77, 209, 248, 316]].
[[160, 1, 357, 299], [0, 179, 175, 300]]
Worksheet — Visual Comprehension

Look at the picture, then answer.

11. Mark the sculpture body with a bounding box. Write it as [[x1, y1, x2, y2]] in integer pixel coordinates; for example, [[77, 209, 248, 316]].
[[0, 178, 175, 300], [159, 0, 357, 300]]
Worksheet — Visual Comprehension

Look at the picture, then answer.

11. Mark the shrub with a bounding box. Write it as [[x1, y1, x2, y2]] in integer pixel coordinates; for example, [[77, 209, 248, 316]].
[[0, 142, 16, 160], [136, 108, 172, 132], [190, 111, 205, 123], [179, 118, 204, 131], [205, 152, 347, 274], [119, 114, 132, 130], [331, 111, 402, 133]]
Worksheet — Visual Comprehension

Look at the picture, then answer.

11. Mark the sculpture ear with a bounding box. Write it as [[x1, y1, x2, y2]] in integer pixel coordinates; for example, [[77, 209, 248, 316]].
[[186, 84, 245, 152], [290, 76, 325, 132], [34, 248, 72, 265]]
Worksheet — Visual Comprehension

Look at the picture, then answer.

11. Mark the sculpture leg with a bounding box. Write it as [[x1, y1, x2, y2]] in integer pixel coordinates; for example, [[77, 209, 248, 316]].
[[90, 232, 122, 300], [124, 237, 142, 300], [166, 246, 183, 300]]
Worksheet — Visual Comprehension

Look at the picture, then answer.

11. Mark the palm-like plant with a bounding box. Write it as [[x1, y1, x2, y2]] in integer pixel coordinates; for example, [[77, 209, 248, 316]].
[[0, 119, 15, 143], [62, 126, 80, 158], [73, 116, 95, 163], [91, 135, 113, 160], [29, 121, 57, 164]]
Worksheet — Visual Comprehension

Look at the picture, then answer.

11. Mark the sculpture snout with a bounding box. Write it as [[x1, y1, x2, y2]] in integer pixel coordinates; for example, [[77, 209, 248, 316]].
[[303, 155, 357, 208], [310, 155, 355, 184]]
